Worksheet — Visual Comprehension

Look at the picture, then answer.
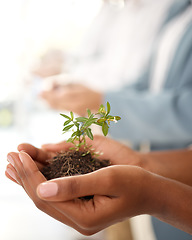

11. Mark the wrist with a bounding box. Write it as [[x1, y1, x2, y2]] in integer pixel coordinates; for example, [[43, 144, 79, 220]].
[[125, 167, 158, 216], [136, 152, 153, 172], [142, 171, 171, 217], [137, 169, 158, 215]]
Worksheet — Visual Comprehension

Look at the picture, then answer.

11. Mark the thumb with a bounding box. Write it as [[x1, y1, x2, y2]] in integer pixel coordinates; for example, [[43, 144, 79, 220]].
[[36, 167, 114, 201]]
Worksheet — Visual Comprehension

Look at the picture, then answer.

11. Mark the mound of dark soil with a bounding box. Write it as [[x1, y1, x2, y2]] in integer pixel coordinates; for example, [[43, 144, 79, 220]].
[[41, 150, 110, 180]]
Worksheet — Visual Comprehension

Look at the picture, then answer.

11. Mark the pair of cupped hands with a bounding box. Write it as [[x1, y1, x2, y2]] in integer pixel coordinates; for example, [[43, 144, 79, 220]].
[[5, 135, 152, 236]]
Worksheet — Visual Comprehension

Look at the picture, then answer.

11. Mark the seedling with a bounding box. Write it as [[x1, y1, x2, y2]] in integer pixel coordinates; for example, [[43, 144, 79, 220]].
[[60, 102, 121, 153], [41, 102, 121, 181]]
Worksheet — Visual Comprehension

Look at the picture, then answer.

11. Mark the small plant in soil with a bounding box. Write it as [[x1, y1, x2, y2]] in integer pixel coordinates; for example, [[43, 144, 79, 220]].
[[41, 102, 121, 187]]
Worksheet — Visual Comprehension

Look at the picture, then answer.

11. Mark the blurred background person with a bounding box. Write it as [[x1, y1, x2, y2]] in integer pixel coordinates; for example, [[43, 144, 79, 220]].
[[40, 0, 192, 151], [32, 0, 179, 91]]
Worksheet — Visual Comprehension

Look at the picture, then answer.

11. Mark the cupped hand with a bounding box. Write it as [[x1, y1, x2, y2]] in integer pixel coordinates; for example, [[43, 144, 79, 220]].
[[6, 136, 141, 184], [42, 135, 142, 166], [5, 140, 73, 183], [5, 151, 150, 235], [6, 152, 89, 234]]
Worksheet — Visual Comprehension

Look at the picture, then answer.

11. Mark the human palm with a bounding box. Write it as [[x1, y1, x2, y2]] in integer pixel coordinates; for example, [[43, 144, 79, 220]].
[[17, 135, 140, 169]]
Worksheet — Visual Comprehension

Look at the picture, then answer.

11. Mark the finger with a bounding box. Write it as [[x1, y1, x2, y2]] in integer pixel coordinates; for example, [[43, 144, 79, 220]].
[[54, 195, 124, 233], [37, 166, 118, 201], [48, 167, 133, 232], [17, 143, 52, 163], [11, 151, 86, 233], [19, 152, 98, 235], [18, 151, 47, 187], [87, 135, 137, 165], [41, 141, 74, 153], [6, 153, 26, 192], [8, 151, 47, 199], [15, 153, 126, 234], [42, 136, 106, 156], [5, 164, 21, 185], [35, 161, 45, 171]]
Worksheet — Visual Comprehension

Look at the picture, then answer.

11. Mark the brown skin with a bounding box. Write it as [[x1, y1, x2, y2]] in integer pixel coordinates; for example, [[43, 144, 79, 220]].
[[5, 135, 192, 235], [141, 149, 192, 187]]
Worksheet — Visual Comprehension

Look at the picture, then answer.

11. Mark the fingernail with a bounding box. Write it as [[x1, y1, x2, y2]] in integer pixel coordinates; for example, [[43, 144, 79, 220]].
[[38, 182, 58, 198], [19, 151, 27, 164], [7, 154, 14, 166], [6, 167, 17, 182]]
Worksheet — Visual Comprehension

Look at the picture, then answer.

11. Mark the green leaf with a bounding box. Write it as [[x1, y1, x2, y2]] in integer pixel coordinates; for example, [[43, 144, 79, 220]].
[[70, 111, 74, 120], [88, 113, 95, 119], [61, 102, 120, 154], [60, 113, 71, 120], [87, 109, 91, 117], [64, 119, 71, 126], [74, 122, 80, 128], [99, 104, 105, 113], [115, 116, 121, 121], [77, 130, 82, 137], [69, 147, 75, 150], [75, 117, 88, 122], [71, 131, 77, 137], [63, 124, 74, 131], [81, 151, 90, 157], [102, 122, 109, 136], [97, 118, 106, 123], [94, 122, 103, 126], [84, 118, 98, 127], [106, 102, 111, 115], [86, 128, 93, 140], [67, 138, 74, 143], [107, 116, 114, 120]]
